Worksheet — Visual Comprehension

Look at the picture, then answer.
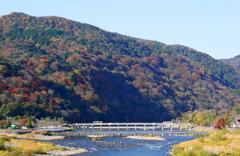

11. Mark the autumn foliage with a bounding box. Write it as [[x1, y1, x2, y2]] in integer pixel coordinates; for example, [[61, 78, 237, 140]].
[[214, 117, 226, 130], [0, 12, 240, 123]]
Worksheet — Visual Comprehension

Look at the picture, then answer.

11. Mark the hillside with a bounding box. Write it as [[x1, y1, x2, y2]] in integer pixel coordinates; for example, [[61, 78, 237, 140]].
[[0, 12, 240, 122], [220, 55, 240, 69]]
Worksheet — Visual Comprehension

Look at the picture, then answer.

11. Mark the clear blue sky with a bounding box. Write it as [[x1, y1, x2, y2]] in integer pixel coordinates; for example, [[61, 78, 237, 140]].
[[1, 0, 240, 59]]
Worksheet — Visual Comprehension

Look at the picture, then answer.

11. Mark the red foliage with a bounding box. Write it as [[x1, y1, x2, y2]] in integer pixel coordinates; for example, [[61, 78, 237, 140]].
[[214, 117, 226, 130], [19, 119, 28, 125], [135, 82, 143, 89], [0, 120, 6, 127], [67, 80, 73, 85], [234, 98, 240, 103], [28, 94, 38, 103]]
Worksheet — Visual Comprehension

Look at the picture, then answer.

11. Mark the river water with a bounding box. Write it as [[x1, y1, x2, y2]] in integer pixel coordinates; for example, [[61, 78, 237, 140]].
[[48, 130, 199, 156]]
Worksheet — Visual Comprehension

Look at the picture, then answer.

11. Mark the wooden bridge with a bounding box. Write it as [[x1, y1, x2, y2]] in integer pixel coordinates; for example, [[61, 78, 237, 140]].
[[70, 122, 191, 131]]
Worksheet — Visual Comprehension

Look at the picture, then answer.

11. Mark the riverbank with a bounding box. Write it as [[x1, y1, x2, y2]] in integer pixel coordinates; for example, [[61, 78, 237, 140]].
[[42, 145, 88, 156], [191, 126, 218, 133], [0, 130, 88, 156], [0, 129, 65, 140], [172, 129, 240, 156]]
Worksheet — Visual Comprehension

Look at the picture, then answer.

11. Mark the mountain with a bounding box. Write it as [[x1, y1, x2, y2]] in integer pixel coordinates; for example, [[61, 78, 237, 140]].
[[0, 12, 240, 122], [220, 55, 240, 69]]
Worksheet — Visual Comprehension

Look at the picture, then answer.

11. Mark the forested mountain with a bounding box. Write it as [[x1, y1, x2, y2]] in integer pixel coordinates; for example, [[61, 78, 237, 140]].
[[0, 12, 240, 122], [220, 55, 240, 69]]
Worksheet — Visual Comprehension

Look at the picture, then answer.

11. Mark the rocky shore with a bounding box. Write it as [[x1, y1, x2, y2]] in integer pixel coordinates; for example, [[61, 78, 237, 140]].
[[41, 145, 88, 156]]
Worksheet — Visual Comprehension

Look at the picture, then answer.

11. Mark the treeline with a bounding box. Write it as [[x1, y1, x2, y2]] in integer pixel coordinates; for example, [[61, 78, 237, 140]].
[[175, 104, 240, 127]]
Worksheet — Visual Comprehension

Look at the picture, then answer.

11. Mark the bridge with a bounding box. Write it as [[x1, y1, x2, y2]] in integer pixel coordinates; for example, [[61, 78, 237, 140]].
[[70, 122, 191, 131]]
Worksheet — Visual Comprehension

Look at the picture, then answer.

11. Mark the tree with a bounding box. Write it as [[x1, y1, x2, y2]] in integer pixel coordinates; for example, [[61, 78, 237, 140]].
[[224, 116, 235, 126], [26, 117, 33, 128], [214, 117, 226, 130], [5, 119, 11, 128], [0, 115, 6, 120]]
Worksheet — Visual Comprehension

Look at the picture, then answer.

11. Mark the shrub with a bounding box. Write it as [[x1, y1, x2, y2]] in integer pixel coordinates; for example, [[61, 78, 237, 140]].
[[198, 137, 205, 143], [211, 134, 227, 141], [5, 149, 23, 156], [0, 139, 5, 150], [60, 147, 68, 151], [32, 148, 46, 154], [172, 146, 185, 155], [218, 128, 230, 135], [22, 150, 34, 156]]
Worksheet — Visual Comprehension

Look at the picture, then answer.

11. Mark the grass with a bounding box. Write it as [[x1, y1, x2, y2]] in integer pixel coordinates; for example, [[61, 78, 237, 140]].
[[0, 139, 6, 151], [0, 136, 56, 156], [173, 145, 217, 156], [92, 137, 102, 141], [145, 134, 155, 137], [173, 129, 240, 156], [60, 147, 68, 151]]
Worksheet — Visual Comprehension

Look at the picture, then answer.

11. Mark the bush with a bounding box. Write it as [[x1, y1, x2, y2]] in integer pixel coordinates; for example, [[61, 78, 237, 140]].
[[22, 150, 34, 156], [60, 147, 68, 151], [5, 149, 23, 156], [32, 148, 46, 154], [218, 128, 230, 135], [0, 139, 6, 150], [198, 137, 205, 143], [211, 134, 227, 141], [172, 146, 185, 155]]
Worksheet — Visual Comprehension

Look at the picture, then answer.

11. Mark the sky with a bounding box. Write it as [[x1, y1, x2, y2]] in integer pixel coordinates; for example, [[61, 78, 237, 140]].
[[1, 0, 240, 59]]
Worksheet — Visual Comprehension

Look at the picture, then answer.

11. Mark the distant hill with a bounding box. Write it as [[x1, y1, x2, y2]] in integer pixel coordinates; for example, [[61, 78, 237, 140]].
[[220, 55, 240, 69], [0, 12, 240, 122]]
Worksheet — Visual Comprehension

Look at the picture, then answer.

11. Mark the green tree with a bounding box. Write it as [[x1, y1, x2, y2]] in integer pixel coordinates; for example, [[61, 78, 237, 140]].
[[225, 116, 235, 126], [58, 117, 65, 124], [26, 117, 33, 128], [0, 114, 6, 120], [5, 119, 11, 128]]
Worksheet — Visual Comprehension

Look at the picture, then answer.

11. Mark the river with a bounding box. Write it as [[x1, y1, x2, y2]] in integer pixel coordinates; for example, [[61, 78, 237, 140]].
[[47, 130, 199, 156]]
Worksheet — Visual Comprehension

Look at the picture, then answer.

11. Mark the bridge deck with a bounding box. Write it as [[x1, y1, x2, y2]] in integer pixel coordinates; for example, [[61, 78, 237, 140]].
[[70, 122, 191, 131]]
